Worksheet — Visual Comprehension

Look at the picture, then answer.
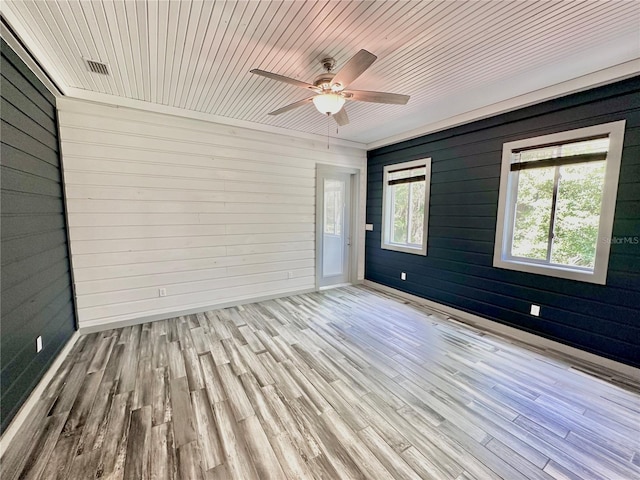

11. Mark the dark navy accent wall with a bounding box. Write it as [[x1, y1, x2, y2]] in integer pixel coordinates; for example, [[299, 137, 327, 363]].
[[1, 38, 76, 432], [366, 76, 640, 368]]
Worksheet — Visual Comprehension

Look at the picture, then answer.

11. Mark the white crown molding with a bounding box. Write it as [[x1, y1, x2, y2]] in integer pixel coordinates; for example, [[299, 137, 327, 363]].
[[0, 22, 61, 97], [4, 0, 637, 151], [2, 3, 364, 149], [366, 59, 640, 150], [0, 4, 69, 96], [64, 87, 366, 150]]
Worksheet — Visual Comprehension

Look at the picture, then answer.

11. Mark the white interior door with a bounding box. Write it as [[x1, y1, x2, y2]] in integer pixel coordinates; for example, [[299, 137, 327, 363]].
[[318, 170, 352, 287]]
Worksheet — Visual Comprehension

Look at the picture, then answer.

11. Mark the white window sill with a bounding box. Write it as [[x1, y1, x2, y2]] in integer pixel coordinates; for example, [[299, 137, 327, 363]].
[[493, 258, 606, 285], [382, 243, 427, 256]]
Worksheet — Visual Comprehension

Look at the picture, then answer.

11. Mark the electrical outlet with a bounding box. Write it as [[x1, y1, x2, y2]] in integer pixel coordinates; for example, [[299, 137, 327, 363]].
[[530, 304, 540, 316], [159, 288, 167, 297], [401, 272, 407, 280], [36, 336, 43, 353], [288, 271, 294, 279], [365, 224, 374, 231]]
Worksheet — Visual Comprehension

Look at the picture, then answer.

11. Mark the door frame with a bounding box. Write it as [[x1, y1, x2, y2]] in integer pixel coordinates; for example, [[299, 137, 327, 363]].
[[315, 164, 361, 290]]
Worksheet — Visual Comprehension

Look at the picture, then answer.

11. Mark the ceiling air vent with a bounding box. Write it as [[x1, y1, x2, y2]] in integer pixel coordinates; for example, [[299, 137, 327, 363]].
[[84, 58, 109, 75]]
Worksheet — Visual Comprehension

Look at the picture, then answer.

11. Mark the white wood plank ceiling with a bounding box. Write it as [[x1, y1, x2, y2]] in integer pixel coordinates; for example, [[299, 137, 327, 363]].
[[3, 1, 639, 144]]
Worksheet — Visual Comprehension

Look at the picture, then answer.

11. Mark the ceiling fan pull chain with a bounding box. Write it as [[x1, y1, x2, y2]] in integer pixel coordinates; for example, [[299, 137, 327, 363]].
[[327, 115, 330, 150], [250, 49, 409, 125]]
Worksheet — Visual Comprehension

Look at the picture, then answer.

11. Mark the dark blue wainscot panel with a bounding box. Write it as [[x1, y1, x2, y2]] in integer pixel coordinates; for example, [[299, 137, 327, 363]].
[[366, 76, 640, 368]]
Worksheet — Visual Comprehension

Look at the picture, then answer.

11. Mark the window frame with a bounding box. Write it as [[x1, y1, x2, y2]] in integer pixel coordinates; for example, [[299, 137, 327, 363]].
[[493, 120, 626, 285], [381, 158, 431, 256]]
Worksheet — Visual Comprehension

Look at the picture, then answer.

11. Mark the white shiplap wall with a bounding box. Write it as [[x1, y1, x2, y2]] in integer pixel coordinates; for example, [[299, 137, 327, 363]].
[[57, 97, 366, 330]]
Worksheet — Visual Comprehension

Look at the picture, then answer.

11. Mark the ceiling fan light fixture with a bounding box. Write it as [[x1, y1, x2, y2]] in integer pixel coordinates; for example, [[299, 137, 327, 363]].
[[251, 49, 409, 126], [313, 93, 345, 115]]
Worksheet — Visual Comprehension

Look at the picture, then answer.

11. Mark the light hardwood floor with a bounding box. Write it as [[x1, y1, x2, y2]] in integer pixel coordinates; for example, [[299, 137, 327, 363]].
[[2, 285, 639, 480]]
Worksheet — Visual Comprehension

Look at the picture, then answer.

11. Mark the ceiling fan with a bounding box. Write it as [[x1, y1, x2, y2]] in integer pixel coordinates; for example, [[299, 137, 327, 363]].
[[250, 49, 410, 126]]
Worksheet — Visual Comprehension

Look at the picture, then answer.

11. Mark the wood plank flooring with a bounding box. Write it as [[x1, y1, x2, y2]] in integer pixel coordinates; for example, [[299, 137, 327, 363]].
[[2, 285, 639, 480]]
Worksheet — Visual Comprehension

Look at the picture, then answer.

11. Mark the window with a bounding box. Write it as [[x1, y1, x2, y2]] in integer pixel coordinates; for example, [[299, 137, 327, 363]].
[[494, 121, 625, 284], [382, 158, 431, 255], [324, 179, 343, 236]]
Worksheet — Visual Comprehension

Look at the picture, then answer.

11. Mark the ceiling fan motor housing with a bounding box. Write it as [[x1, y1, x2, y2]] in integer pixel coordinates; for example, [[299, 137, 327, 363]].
[[321, 57, 336, 72], [250, 49, 408, 125], [313, 72, 338, 91]]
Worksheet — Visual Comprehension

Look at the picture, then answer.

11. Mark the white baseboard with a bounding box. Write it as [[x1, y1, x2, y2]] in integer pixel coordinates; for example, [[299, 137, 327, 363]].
[[363, 280, 640, 381], [0, 331, 81, 454], [78, 287, 317, 335], [319, 282, 353, 291]]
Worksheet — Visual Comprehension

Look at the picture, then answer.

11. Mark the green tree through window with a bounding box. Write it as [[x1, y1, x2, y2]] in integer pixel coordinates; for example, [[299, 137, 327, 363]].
[[510, 140, 608, 269], [382, 159, 431, 255], [552, 162, 605, 268], [495, 120, 625, 284]]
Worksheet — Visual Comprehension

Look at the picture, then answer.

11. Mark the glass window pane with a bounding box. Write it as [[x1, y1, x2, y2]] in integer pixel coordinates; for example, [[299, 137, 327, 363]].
[[391, 184, 409, 244], [334, 193, 342, 236], [408, 181, 425, 245], [324, 190, 335, 234], [323, 179, 345, 277], [550, 161, 605, 269], [511, 167, 555, 260], [324, 179, 343, 236]]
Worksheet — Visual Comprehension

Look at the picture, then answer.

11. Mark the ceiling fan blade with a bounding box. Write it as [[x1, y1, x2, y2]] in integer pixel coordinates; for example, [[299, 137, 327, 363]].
[[345, 89, 410, 105], [332, 49, 377, 89], [333, 107, 349, 126], [267, 97, 315, 116], [250, 69, 318, 91]]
